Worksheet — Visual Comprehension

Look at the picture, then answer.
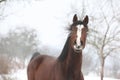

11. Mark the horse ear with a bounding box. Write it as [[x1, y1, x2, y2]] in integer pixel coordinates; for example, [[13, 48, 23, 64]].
[[83, 15, 89, 24], [73, 14, 78, 22]]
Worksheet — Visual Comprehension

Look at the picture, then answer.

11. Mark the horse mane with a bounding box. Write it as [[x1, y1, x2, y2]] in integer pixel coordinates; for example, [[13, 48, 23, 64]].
[[30, 52, 40, 61], [68, 21, 83, 31], [58, 36, 70, 61]]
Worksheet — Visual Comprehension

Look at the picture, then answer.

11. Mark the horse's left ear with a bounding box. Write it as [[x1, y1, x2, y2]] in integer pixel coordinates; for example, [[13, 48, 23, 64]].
[[73, 14, 78, 22], [83, 15, 89, 24]]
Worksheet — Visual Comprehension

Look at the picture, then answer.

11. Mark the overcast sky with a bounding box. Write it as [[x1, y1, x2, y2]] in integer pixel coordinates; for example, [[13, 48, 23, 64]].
[[0, 0, 93, 50], [0, 0, 75, 50], [0, 0, 120, 51]]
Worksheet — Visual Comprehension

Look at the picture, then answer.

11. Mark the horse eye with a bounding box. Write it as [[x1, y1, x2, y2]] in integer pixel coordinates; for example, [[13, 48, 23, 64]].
[[74, 40, 76, 44]]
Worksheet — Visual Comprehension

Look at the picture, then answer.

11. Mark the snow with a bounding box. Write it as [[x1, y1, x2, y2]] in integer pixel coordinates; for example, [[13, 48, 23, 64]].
[[0, 68, 119, 80], [11, 69, 27, 80], [0, 69, 27, 80], [85, 76, 119, 80]]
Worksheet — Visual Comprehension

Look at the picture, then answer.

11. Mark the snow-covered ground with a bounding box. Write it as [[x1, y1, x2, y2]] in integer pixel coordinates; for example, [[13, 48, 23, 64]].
[[85, 76, 119, 80], [0, 69, 27, 80], [11, 69, 27, 80], [0, 69, 119, 80]]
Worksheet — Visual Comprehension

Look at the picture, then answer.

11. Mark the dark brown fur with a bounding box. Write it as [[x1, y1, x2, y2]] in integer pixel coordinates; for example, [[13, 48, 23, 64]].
[[27, 14, 89, 80]]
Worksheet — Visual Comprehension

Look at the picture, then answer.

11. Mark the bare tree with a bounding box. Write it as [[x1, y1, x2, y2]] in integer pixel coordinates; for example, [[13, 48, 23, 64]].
[[0, 0, 6, 3], [87, 1, 120, 79], [0, 0, 36, 20], [0, 27, 39, 61]]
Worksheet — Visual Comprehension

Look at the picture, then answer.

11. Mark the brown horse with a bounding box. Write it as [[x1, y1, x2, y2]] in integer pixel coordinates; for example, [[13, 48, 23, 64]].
[[27, 14, 89, 80]]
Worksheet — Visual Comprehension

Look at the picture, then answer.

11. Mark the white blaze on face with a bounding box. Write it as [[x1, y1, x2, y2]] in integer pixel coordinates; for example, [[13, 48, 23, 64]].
[[76, 24, 84, 47]]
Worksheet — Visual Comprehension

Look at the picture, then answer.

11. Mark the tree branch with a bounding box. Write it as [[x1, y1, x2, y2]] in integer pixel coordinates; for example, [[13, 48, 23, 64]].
[[104, 46, 120, 58], [0, 0, 6, 3], [99, 7, 110, 55]]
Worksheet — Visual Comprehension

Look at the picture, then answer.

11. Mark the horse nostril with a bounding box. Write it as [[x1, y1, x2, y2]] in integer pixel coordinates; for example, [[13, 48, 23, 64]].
[[77, 46, 80, 48], [81, 41, 83, 45]]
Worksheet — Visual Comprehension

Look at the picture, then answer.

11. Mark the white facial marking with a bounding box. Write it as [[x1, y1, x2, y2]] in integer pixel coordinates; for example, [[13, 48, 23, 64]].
[[76, 24, 84, 47]]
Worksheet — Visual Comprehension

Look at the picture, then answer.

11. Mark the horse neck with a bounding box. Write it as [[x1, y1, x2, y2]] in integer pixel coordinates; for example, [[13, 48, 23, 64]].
[[58, 36, 70, 62], [65, 47, 83, 71], [58, 36, 83, 72]]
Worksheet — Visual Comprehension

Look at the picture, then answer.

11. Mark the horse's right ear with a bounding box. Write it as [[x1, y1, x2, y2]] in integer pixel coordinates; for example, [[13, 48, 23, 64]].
[[83, 15, 89, 24], [73, 14, 78, 22]]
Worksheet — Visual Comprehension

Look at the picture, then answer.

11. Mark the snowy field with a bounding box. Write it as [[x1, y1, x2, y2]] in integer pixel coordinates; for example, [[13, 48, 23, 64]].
[[0, 69, 119, 80], [85, 76, 119, 80]]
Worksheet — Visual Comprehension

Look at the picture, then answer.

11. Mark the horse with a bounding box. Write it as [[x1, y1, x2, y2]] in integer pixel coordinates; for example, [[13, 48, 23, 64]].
[[27, 14, 89, 80]]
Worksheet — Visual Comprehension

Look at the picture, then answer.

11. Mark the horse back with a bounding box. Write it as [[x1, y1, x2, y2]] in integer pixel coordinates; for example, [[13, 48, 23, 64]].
[[30, 52, 40, 62], [35, 55, 57, 80], [27, 54, 56, 80]]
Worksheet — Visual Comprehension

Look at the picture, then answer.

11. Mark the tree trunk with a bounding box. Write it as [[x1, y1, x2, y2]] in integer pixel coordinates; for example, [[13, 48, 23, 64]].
[[100, 58, 105, 80]]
